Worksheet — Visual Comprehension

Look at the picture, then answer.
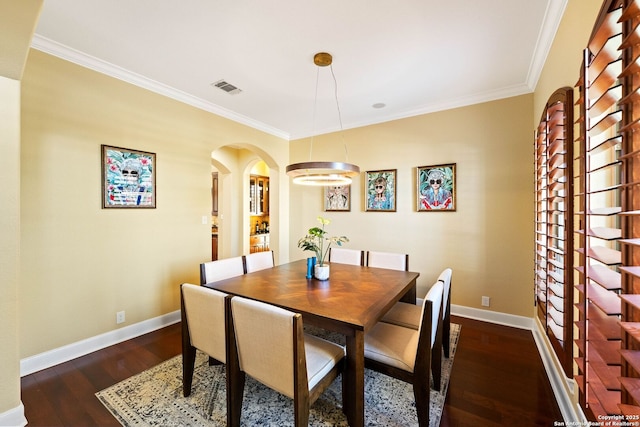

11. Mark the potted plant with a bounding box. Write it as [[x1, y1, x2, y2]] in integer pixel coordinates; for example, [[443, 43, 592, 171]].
[[298, 216, 348, 280]]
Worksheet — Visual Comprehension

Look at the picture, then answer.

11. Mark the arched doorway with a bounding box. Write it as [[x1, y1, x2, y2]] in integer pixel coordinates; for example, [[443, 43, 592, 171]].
[[211, 144, 285, 264]]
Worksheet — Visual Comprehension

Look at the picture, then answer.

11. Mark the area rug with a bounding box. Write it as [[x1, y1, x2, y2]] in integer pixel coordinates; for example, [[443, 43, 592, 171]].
[[97, 323, 460, 426]]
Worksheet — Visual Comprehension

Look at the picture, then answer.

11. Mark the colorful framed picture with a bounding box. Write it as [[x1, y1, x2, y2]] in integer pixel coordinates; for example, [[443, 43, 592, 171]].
[[417, 163, 456, 211], [324, 185, 351, 211], [102, 145, 156, 208], [365, 169, 396, 212]]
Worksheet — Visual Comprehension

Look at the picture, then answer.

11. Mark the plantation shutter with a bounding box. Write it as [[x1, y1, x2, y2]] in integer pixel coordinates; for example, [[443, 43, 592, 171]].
[[571, 0, 640, 418], [534, 87, 574, 377], [618, 0, 640, 417]]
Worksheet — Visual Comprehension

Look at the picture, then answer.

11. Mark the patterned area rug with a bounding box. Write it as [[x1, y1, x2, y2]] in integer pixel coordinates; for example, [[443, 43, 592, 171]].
[[97, 323, 460, 426]]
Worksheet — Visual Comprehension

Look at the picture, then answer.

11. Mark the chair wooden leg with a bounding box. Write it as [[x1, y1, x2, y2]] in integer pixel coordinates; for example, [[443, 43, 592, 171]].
[[443, 325, 450, 358], [443, 311, 451, 358], [294, 398, 310, 427], [227, 370, 245, 427], [182, 344, 197, 397], [340, 371, 347, 418], [226, 295, 244, 427], [180, 288, 196, 397], [413, 376, 430, 427], [431, 322, 443, 391]]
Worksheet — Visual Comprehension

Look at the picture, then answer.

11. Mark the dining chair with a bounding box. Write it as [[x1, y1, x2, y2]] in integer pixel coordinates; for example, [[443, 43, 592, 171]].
[[364, 280, 443, 427], [381, 268, 453, 357], [366, 250, 408, 271], [366, 250, 415, 325], [244, 250, 275, 273], [328, 247, 364, 265], [228, 296, 345, 427], [180, 283, 231, 397], [199, 256, 245, 285]]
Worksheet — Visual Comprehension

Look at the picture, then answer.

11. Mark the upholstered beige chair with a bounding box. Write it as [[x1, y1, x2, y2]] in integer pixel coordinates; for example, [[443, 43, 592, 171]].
[[364, 280, 444, 427], [180, 283, 231, 398], [244, 250, 275, 273], [328, 247, 365, 265], [381, 268, 453, 357], [366, 250, 408, 271], [199, 256, 245, 285], [228, 296, 345, 427], [366, 250, 415, 326]]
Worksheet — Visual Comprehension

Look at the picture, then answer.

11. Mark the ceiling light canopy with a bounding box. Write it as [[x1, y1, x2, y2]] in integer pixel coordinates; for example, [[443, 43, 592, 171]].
[[286, 52, 360, 186]]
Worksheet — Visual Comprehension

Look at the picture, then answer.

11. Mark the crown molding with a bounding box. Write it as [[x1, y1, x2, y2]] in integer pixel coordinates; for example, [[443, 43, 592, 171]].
[[30, 35, 290, 141], [526, 0, 569, 90]]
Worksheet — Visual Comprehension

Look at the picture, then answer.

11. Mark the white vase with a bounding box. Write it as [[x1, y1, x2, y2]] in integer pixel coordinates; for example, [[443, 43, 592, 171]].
[[314, 264, 330, 280]]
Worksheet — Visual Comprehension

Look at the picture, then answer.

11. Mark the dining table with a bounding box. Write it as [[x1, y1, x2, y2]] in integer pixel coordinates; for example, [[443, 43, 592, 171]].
[[203, 259, 419, 427]]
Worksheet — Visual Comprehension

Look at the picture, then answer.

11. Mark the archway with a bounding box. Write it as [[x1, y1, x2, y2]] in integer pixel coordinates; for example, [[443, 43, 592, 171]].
[[210, 143, 287, 264]]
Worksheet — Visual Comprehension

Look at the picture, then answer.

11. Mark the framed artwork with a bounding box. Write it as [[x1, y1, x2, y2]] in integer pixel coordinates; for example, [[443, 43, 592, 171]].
[[417, 163, 456, 211], [365, 169, 396, 212], [324, 185, 351, 211], [102, 145, 156, 208]]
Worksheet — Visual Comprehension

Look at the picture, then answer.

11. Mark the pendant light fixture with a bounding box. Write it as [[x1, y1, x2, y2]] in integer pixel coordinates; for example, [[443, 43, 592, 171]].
[[286, 52, 360, 186]]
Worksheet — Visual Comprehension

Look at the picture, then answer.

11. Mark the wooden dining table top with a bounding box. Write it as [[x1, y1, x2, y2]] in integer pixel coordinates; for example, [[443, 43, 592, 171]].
[[203, 259, 419, 332]]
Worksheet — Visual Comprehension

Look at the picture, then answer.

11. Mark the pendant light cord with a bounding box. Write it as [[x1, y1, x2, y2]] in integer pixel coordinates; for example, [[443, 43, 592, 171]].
[[308, 56, 350, 163], [308, 67, 320, 161], [330, 64, 350, 162]]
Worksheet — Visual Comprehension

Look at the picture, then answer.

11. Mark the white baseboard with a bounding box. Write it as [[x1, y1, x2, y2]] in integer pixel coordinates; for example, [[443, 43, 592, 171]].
[[17, 303, 582, 424], [451, 304, 581, 424], [451, 304, 534, 329], [0, 403, 27, 427], [20, 310, 181, 377], [531, 317, 584, 423]]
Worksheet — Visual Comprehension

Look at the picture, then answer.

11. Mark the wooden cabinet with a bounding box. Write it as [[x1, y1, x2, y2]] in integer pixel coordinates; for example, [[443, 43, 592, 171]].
[[249, 175, 268, 215]]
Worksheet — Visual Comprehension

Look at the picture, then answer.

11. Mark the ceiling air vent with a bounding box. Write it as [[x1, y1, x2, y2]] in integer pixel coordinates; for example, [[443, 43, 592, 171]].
[[211, 79, 242, 95]]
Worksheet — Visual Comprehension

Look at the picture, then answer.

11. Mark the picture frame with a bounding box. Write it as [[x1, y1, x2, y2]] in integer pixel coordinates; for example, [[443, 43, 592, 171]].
[[101, 145, 156, 208], [324, 184, 351, 211], [365, 169, 397, 212], [417, 163, 456, 211]]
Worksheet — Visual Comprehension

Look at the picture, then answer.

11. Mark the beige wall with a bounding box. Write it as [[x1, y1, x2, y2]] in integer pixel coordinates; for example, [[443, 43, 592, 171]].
[[19, 50, 289, 358], [0, 74, 23, 419], [290, 94, 534, 316], [0, 1, 42, 422]]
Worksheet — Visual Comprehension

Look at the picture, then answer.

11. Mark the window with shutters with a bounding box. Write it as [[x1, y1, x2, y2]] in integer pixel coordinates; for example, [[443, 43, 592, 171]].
[[571, 0, 640, 418], [534, 87, 574, 377]]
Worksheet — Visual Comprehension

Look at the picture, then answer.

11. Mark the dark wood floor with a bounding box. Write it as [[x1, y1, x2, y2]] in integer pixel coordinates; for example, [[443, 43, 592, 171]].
[[21, 315, 562, 426]]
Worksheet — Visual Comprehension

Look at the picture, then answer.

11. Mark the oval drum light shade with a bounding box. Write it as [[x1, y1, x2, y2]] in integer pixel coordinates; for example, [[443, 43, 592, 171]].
[[286, 52, 360, 186]]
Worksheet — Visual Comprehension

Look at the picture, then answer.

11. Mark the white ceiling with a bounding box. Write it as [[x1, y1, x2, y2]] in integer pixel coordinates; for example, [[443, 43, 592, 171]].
[[32, 1, 566, 140]]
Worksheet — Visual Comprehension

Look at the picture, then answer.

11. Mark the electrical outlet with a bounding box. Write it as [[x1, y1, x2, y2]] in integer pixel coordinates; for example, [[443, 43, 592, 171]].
[[481, 296, 490, 307], [116, 311, 126, 324]]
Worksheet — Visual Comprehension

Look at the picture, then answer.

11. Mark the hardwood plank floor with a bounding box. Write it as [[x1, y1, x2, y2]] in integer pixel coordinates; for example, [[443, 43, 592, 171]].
[[21, 315, 562, 426], [441, 316, 563, 426]]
